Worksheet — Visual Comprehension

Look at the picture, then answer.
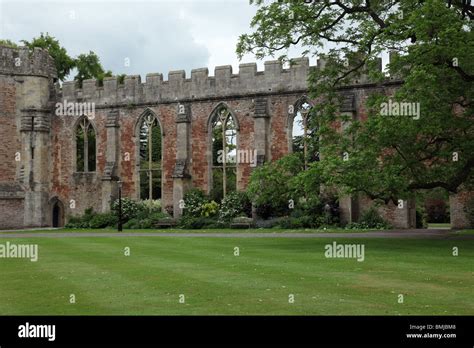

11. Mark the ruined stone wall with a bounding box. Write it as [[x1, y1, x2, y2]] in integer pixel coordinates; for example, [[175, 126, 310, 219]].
[[450, 191, 474, 229], [1, 45, 470, 229], [0, 75, 18, 182], [53, 58, 313, 217]]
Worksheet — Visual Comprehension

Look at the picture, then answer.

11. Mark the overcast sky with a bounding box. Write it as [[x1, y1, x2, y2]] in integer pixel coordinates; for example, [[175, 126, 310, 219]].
[[0, 0, 318, 81]]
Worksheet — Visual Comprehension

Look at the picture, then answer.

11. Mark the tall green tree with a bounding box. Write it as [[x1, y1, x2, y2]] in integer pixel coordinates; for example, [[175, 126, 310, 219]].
[[22, 33, 75, 81], [74, 51, 112, 86], [238, 0, 474, 203]]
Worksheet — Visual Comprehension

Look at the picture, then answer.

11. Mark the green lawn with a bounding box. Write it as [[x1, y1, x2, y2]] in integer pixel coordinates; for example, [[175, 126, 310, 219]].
[[0, 236, 472, 315]]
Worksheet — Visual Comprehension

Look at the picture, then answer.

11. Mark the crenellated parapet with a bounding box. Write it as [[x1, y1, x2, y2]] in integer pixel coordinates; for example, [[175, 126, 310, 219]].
[[59, 57, 384, 106], [59, 58, 312, 106], [0, 45, 57, 79], [57, 55, 401, 107]]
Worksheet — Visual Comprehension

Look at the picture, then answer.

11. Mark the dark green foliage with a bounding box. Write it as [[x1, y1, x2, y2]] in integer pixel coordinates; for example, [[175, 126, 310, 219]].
[[238, 0, 474, 204], [89, 213, 118, 229], [201, 201, 219, 218], [121, 211, 171, 230], [416, 206, 428, 229], [178, 216, 221, 229], [346, 207, 390, 230], [247, 154, 304, 218], [19, 33, 116, 86], [74, 51, 112, 87], [219, 191, 252, 221], [123, 218, 141, 230], [210, 168, 236, 203], [22, 33, 75, 81], [276, 216, 318, 229], [183, 189, 208, 217], [117, 74, 126, 85], [111, 198, 140, 222], [66, 209, 117, 229]]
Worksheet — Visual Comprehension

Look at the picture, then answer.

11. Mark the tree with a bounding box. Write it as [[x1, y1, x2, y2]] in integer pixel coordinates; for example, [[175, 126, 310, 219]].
[[22, 33, 75, 81], [20, 34, 114, 84], [74, 51, 112, 87], [247, 154, 304, 217], [0, 39, 19, 48], [237, 0, 474, 203]]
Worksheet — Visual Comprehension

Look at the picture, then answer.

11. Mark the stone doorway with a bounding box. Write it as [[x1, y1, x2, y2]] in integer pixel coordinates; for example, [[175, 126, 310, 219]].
[[50, 198, 65, 228]]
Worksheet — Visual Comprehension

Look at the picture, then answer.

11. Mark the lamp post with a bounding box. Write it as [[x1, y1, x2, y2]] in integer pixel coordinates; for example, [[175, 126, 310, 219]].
[[118, 180, 123, 232]]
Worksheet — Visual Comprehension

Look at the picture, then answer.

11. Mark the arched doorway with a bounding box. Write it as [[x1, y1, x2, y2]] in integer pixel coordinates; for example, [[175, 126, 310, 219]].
[[50, 198, 65, 228]]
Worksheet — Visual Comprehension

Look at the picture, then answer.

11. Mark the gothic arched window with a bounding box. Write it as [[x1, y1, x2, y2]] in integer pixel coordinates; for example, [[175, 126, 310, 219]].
[[291, 98, 319, 169], [76, 117, 96, 172], [138, 112, 162, 200], [210, 105, 238, 202]]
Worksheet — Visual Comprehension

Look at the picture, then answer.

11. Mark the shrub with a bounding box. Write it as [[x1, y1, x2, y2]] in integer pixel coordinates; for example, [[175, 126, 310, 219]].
[[275, 215, 320, 229], [149, 211, 171, 222], [178, 216, 216, 229], [66, 208, 118, 229], [111, 198, 140, 222], [120, 211, 171, 229], [255, 203, 274, 220], [416, 206, 428, 229], [89, 213, 118, 229], [360, 207, 387, 227], [219, 191, 252, 221], [65, 215, 89, 228], [132, 200, 170, 223], [65, 207, 96, 228], [123, 218, 141, 229], [247, 154, 304, 218], [139, 218, 152, 229], [275, 217, 301, 229], [254, 217, 286, 228], [139, 199, 162, 213], [201, 201, 219, 217], [183, 189, 208, 217], [345, 207, 390, 230]]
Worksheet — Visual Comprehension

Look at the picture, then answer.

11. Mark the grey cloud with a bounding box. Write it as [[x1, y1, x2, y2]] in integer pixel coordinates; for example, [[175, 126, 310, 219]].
[[1, 1, 210, 80]]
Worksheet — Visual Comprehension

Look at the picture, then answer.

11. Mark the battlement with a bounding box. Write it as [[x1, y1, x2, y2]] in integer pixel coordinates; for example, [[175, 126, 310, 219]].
[[0, 44, 394, 106], [58, 56, 393, 106], [59, 57, 312, 105], [0, 45, 57, 79]]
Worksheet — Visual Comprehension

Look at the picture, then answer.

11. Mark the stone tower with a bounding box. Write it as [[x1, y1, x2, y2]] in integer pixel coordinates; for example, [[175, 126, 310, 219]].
[[0, 45, 57, 228]]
